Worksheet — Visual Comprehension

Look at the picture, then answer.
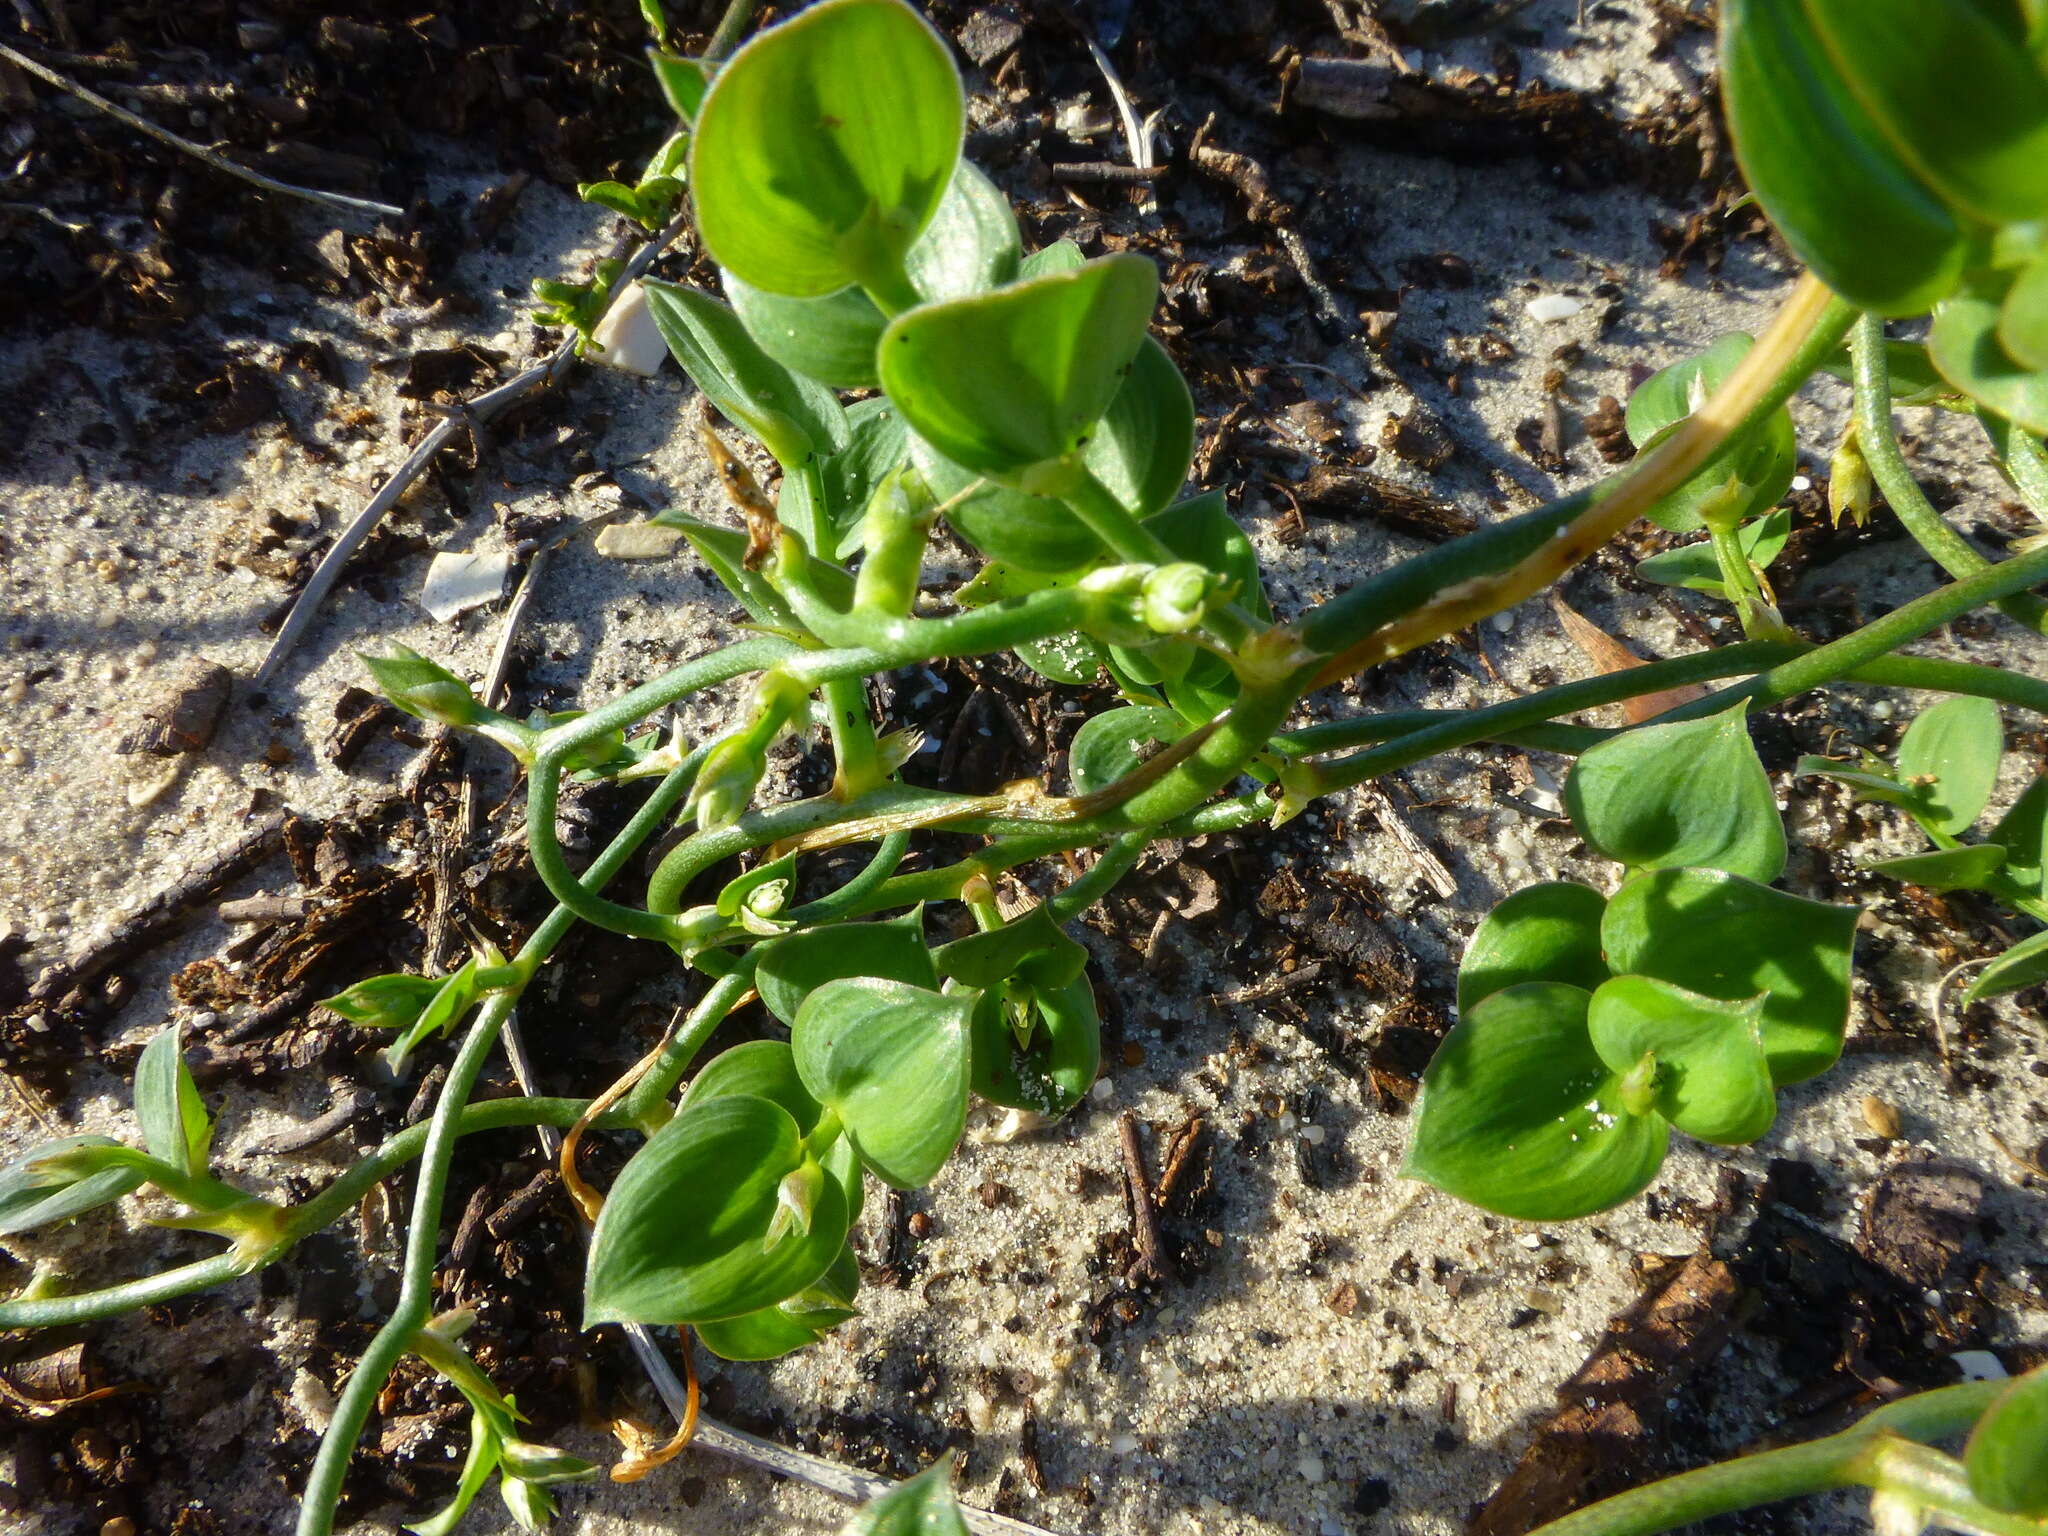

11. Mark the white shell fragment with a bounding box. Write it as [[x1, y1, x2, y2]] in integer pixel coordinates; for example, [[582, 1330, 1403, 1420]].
[[594, 522, 685, 560], [1951, 1350, 2009, 1382], [588, 280, 666, 377], [419, 546, 511, 622], [1525, 293, 1587, 322]]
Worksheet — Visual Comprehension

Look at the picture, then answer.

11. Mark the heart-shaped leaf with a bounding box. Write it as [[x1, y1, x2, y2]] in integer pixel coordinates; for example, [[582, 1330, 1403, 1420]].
[[1458, 881, 1611, 1013], [1565, 703, 1788, 883], [679, 1040, 825, 1131], [794, 978, 973, 1188], [1865, 843, 2009, 892], [2000, 252, 2048, 374], [1897, 695, 2004, 837], [934, 905, 1087, 991], [689, 0, 963, 298], [0, 1136, 148, 1236], [640, 280, 849, 480], [1721, 0, 1967, 314], [969, 973, 1102, 1117], [1802, 0, 2048, 227], [1933, 274, 2048, 434], [1964, 926, 2048, 1004], [584, 1095, 849, 1326], [1068, 705, 1189, 798], [1403, 983, 1669, 1221], [1965, 1363, 2048, 1515], [695, 1244, 861, 1362], [1587, 975, 1777, 1145], [1636, 510, 1792, 593], [755, 911, 937, 1027], [840, 1461, 971, 1536], [1625, 335, 1798, 532], [881, 252, 1159, 490], [135, 1024, 212, 1179], [1602, 867, 1859, 1085], [725, 160, 1022, 389], [1021, 239, 1086, 278], [916, 351, 1203, 573]]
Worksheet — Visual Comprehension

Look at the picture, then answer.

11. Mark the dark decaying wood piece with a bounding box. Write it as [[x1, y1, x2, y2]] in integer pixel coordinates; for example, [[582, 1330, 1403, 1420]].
[[1467, 1251, 1740, 1536]]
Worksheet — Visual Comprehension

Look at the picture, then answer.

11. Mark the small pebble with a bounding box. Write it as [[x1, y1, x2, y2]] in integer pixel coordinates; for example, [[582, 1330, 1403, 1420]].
[[2, 747, 26, 767], [1526, 294, 1586, 322], [1861, 1094, 1902, 1140]]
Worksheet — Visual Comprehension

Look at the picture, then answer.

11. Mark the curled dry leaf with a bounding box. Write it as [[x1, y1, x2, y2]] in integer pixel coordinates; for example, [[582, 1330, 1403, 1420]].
[[1548, 594, 1710, 724]]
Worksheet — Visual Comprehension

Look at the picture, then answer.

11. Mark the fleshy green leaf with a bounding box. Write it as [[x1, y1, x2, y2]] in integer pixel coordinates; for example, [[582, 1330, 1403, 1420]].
[[1565, 703, 1788, 883], [933, 905, 1087, 991], [1458, 881, 1611, 1013], [2000, 252, 2048, 374], [695, 1244, 861, 1362], [1897, 695, 2004, 837], [1636, 510, 1792, 593], [839, 1461, 971, 1536], [639, 280, 849, 479], [969, 973, 1101, 1117], [134, 1025, 211, 1180], [1966, 1363, 2048, 1515], [384, 959, 483, 1076], [1989, 775, 2048, 899], [881, 252, 1159, 489], [0, 1136, 148, 1236], [1602, 867, 1860, 1085], [1625, 335, 1797, 533], [1818, 338, 1964, 407], [821, 397, 911, 557], [1082, 338, 1195, 518], [1146, 490, 1270, 619], [1933, 274, 2048, 435], [793, 978, 974, 1188], [1068, 705, 1188, 798], [689, 0, 963, 298], [1720, 0, 1968, 314], [1403, 983, 1670, 1221], [754, 911, 937, 1027], [1802, 0, 2048, 227], [1587, 975, 1777, 1145], [584, 1095, 848, 1325], [724, 160, 1022, 389], [1963, 926, 2048, 1004], [678, 1040, 826, 1131], [1864, 843, 2009, 892], [1020, 239, 1086, 278]]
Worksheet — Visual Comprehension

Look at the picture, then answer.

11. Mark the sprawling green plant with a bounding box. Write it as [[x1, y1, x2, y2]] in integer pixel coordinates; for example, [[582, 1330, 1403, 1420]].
[[4, 1, 2048, 1533]]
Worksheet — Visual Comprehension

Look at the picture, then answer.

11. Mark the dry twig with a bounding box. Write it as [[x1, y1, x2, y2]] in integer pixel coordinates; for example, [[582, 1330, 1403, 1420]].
[[0, 42, 404, 219]]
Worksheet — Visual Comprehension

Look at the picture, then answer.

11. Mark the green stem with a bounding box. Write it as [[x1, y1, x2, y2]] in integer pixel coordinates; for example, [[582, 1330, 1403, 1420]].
[[1661, 540, 2048, 725], [0, 1098, 591, 1331], [1061, 468, 1257, 649], [1525, 1382, 2009, 1536], [702, 0, 761, 62], [297, 761, 695, 1536], [1705, 517, 1795, 642], [617, 962, 761, 1129], [1852, 312, 2048, 635]]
